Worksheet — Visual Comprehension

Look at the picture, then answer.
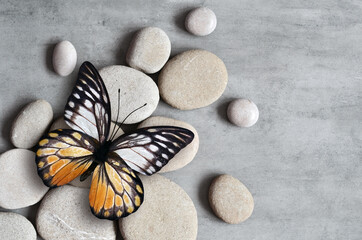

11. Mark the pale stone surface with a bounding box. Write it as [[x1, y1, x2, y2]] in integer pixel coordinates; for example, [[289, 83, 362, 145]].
[[119, 174, 198, 240], [0, 212, 37, 240], [227, 99, 259, 127], [11, 100, 53, 149], [138, 116, 199, 173], [127, 27, 171, 74], [99, 65, 159, 124], [185, 7, 217, 36], [36, 185, 116, 240], [49, 117, 69, 131], [52, 40, 77, 76], [209, 174, 254, 224], [0, 149, 48, 209], [159, 49, 228, 110]]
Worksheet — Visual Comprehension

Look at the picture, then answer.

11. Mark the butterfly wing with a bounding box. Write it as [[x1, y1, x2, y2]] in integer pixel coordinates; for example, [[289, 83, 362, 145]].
[[109, 126, 194, 175], [35, 129, 96, 187], [89, 153, 144, 220], [64, 61, 111, 144]]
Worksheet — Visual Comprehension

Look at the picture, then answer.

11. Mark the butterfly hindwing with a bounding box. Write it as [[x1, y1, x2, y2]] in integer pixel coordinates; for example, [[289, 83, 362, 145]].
[[64, 61, 111, 144], [35, 129, 96, 187], [109, 126, 194, 175], [89, 153, 144, 220]]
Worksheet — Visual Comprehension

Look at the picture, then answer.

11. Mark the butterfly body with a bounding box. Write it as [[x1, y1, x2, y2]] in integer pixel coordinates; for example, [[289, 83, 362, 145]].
[[35, 62, 194, 220]]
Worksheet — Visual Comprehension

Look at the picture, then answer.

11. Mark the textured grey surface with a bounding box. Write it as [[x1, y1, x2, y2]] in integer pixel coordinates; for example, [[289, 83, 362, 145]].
[[0, 0, 361, 239]]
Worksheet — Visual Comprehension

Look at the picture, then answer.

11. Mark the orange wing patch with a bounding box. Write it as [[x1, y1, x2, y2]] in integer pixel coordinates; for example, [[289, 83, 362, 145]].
[[89, 155, 144, 220], [35, 129, 96, 188]]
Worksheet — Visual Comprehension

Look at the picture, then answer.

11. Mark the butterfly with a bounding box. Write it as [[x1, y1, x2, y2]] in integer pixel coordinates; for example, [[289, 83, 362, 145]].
[[35, 61, 194, 220]]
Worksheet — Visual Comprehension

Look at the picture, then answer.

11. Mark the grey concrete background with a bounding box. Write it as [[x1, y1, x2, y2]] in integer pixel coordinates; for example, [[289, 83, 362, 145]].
[[0, 0, 361, 239]]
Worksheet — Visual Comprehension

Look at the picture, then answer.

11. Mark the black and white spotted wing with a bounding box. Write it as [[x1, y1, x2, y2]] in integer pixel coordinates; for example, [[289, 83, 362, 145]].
[[109, 126, 194, 175], [64, 62, 111, 144]]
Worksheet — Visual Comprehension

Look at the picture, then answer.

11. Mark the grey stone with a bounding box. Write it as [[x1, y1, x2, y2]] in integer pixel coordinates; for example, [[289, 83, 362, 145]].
[[0, 149, 48, 209], [227, 99, 259, 127], [52, 40, 77, 77], [11, 100, 53, 149], [127, 27, 171, 74], [0, 212, 37, 240], [36, 185, 116, 240], [159, 49, 228, 110], [209, 174, 254, 224], [99, 65, 159, 124], [185, 7, 217, 36], [119, 174, 198, 240]]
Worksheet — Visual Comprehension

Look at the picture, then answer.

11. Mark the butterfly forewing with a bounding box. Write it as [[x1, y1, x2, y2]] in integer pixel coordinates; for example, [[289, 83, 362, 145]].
[[109, 126, 194, 175], [64, 61, 111, 144], [89, 153, 144, 220], [35, 129, 97, 187]]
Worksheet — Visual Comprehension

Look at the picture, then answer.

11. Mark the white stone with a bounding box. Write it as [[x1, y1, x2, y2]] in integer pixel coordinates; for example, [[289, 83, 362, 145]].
[[0, 212, 37, 240], [227, 99, 259, 127], [119, 174, 197, 240], [37, 185, 116, 240], [100, 65, 159, 124], [53, 40, 77, 76], [159, 49, 228, 110], [138, 116, 199, 173], [49, 117, 69, 131], [0, 149, 49, 209], [209, 174, 254, 224], [127, 27, 171, 74], [185, 7, 217, 36], [11, 99, 53, 149]]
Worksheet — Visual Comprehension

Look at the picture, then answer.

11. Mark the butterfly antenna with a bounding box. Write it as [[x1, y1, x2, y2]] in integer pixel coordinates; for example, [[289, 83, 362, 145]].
[[111, 103, 147, 141], [109, 89, 121, 140]]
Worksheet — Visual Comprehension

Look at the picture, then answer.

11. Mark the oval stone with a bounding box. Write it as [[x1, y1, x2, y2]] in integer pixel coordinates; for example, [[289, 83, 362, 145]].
[[185, 7, 217, 36], [138, 116, 199, 173], [99, 65, 159, 124], [11, 99, 53, 149], [37, 185, 116, 240], [53, 40, 77, 76], [209, 174, 254, 224], [0, 149, 48, 209], [119, 174, 198, 240], [127, 27, 171, 74], [227, 99, 259, 127], [159, 49, 228, 110], [0, 212, 37, 240]]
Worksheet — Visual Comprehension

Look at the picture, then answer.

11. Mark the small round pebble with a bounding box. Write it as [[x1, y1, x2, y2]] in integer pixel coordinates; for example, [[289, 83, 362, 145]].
[[0, 149, 49, 209], [127, 27, 171, 74], [11, 99, 53, 149], [159, 49, 228, 110], [138, 116, 199, 173], [185, 7, 217, 36], [37, 185, 116, 240], [0, 212, 37, 240], [227, 99, 259, 127], [100, 65, 159, 124], [53, 40, 77, 76], [209, 174, 254, 224], [119, 174, 198, 240]]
